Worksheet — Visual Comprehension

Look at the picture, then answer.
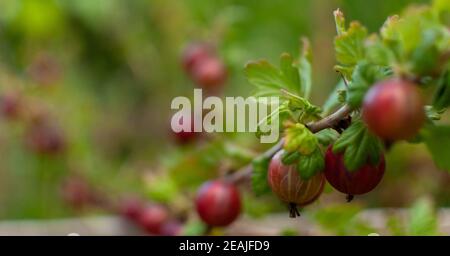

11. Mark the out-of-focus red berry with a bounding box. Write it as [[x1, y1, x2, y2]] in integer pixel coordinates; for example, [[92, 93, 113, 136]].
[[0, 91, 21, 120], [171, 113, 198, 144], [25, 121, 66, 155], [61, 177, 92, 209], [137, 204, 170, 235], [195, 180, 241, 227], [182, 42, 212, 73], [160, 220, 183, 236], [120, 197, 144, 222], [191, 57, 227, 89]]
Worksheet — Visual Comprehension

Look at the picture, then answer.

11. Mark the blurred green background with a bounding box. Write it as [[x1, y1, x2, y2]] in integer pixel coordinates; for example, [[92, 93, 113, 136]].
[[0, 0, 447, 235]]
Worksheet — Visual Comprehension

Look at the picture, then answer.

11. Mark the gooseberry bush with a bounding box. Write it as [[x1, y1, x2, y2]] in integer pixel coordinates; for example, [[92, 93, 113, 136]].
[[145, 1, 450, 234], [77, 1, 450, 234], [2, 1, 449, 236], [216, 1, 447, 219], [186, 1, 450, 227]]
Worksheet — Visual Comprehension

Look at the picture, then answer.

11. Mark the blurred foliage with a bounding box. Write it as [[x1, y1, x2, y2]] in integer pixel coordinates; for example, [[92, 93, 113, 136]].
[[311, 204, 376, 235], [312, 196, 440, 235], [408, 196, 438, 235]]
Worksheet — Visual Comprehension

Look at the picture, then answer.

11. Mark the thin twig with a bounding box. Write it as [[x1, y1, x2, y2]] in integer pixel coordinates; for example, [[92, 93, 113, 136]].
[[226, 139, 284, 184], [306, 104, 352, 133]]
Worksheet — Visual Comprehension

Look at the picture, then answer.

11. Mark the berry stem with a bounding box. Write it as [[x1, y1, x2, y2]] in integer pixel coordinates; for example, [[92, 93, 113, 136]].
[[288, 203, 301, 218], [346, 194, 354, 202], [306, 104, 352, 133]]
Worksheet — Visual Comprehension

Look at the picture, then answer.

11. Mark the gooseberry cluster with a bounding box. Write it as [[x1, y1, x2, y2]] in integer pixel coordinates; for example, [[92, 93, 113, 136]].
[[170, 42, 228, 145]]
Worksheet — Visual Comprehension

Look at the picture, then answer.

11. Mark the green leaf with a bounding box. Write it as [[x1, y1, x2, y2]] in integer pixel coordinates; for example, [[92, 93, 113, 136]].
[[379, 15, 404, 61], [395, 8, 431, 57], [387, 6, 449, 68], [281, 150, 301, 165], [297, 149, 325, 179], [422, 124, 450, 170], [280, 53, 300, 93], [410, 29, 441, 76], [315, 128, 339, 146], [282, 89, 322, 121], [365, 34, 396, 66], [346, 61, 391, 108], [297, 38, 312, 99], [245, 60, 286, 97], [408, 197, 438, 236], [284, 123, 318, 155], [333, 9, 346, 36], [256, 102, 290, 139], [433, 68, 450, 111], [334, 21, 368, 68], [251, 155, 271, 196], [333, 121, 384, 171], [380, 15, 401, 41], [245, 53, 301, 98]]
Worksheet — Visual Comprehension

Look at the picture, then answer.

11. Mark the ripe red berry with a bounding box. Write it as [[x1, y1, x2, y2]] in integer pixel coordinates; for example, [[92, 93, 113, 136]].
[[25, 121, 65, 155], [172, 113, 198, 144], [160, 220, 183, 236], [324, 146, 385, 201], [182, 43, 212, 73], [362, 79, 425, 141], [195, 180, 241, 227], [0, 91, 21, 120], [191, 57, 227, 89], [120, 197, 144, 222], [268, 150, 325, 217], [61, 177, 92, 209], [137, 204, 170, 235]]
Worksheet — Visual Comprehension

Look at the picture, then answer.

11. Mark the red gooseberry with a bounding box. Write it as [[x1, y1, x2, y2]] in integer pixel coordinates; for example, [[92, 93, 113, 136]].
[[268, 150, 325, 217], [362, 79, 425, 141], [195, 180, 241, 227], [324, 146, 385, 201]]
